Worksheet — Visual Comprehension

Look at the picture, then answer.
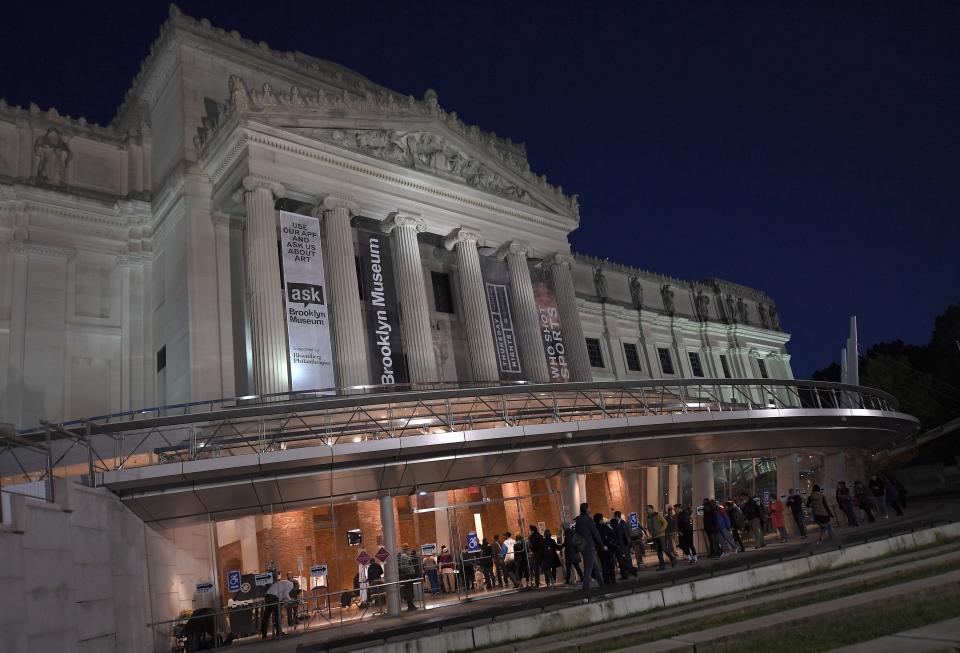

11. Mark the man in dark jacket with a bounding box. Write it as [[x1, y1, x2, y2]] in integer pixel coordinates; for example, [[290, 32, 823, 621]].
[[785, 488, 807, 537], [574, 502, 606, 591], [611, 511, 638, 579], [741, 495, 766, 548], [527, 525, 545, 588], [869, 474, 887, 517], [594, 514, 618, 585], [702, 499, 720, 557]]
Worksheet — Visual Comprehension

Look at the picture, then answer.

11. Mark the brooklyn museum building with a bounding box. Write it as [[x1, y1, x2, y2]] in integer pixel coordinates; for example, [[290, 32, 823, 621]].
[[0, 7, 917, 652]]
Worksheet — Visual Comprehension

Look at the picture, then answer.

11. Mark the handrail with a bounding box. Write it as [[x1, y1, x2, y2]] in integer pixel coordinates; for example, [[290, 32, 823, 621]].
[[16, 378, 900, 439]]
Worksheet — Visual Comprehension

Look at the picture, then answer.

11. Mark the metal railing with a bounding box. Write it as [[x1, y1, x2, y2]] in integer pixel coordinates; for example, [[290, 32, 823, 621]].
[[2, 379, 902, 488]]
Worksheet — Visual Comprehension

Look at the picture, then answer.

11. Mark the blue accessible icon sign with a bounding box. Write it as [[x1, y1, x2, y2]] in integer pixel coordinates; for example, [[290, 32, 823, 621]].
[[628, 512, 640, 531], [227, 570, 241, 593], [467, 531, 481, 553]]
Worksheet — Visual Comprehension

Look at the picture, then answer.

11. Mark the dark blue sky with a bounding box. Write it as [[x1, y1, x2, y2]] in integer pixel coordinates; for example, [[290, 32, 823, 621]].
[[2, 1, 957, 376]]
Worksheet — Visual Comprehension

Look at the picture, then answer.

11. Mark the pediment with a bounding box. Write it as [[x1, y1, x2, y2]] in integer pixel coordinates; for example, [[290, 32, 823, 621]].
[[195, 76, 579, 219]]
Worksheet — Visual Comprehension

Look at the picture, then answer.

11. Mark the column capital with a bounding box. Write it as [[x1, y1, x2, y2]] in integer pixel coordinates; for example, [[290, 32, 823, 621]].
[[545, 252, 575, 269], [321, 194, 360, 214], [242, 175, 286, 199], [443, 227, 484, 251], [382, 211, 425, 234], [496, 240, 532, 259]]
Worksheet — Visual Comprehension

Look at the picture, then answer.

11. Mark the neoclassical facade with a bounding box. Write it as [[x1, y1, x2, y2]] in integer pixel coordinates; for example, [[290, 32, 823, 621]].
[[0, 6, 791, 430]]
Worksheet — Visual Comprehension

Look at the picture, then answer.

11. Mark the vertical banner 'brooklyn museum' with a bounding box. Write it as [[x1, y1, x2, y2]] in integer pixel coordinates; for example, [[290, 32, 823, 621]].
[[529, 263, 570, 382], [358, 226, 407, 385], [280, 211, 335, 392], [479, 255, 523, 381]]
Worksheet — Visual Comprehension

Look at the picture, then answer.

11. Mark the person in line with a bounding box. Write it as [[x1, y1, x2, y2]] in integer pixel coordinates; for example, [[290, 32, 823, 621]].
[[885, 476, 904, 516], [542, 529, 562, 586], [397, 545, 419, 611], [421, 551, 440, 595], [574, 502, 606, 591], [726, 500, 747, 552], [869, 474, 888, 518], [769, 495, 789, 542], [594, 513, 619, 585], [284, 573, 301, 629], [501, 532, 519, 587], [260, 575, 294, 639], [716, 501, 738, 555], [491, 534, 505, 587], [676, 504, 698, 563], [807, 484, 835, 542], [853, 481, 876, 523], [835, 481, 859, 526], [611, 511, 638, 580], [665, 505, 679, 553], [562, 524, 584, 584], [514, 534, 530, 588], [527, 525, 545, 588], [646, 505, 677, 570], [786, 488, 807, 538], [741, 494, 766, 548], [702, 498, 720, 557], [479, 538, 495, 590], [438, 545, 456, 593]]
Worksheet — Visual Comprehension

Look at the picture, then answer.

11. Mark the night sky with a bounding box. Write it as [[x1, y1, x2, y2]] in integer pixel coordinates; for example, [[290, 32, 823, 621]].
[[2, 1, 957, 377]]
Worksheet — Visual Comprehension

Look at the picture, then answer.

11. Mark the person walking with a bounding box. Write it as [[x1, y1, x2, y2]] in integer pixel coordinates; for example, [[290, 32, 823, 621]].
[[716, 502, 738, 555], [786, 488, 807, 538], [500, 532, 519, 588], [702, 499, 720, 557], [835, 481, 859, 526], [514, 535, 530, 588], [665, 505, 679, 553], [574, 502, 606, 590], [742, 494, 766, 548], [491, 534, 505, 587], [611, 511, 638, 580], [646, 505, 677, 570], [562, 525, 584, 584], [479, 538, 495, 590], [853, 481, 876, 523], [726, 500, 747, 552], [542, 529, 562, 586], [594, 514, 618, 585], [807, 484, 835, 542], [770, 496, 789, 542], [676, 504, 698, 563], [885, 477, 904, 516], [869, 474, 887, 518]]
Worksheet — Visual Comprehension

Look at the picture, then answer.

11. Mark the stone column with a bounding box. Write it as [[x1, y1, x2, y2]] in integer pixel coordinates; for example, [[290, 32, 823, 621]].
[[321, 195, 369, 388], [383, 212, 438, 383], [645, 466, 661, 510], [821, 451, 847, 516], [561, 470, 582, 523], [243, 176, 289, 396], [444, 228, 499, 382], [667, 464, 680, 507], [500, 241, 549, 384], [777, 452, 802, 535], [434, 491, 451, 551], [379, 495, 400, 616], [547, 253, 592, 382], [693, 458, 715, 504]]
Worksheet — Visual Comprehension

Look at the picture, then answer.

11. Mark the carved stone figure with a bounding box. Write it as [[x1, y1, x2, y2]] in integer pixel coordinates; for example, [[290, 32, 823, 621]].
[[725, 295, 737, 324], [757, 303, 770, 329], [34, 127, 70, 185], [768, 305, 781, 330], [737, 297, 749, 324], [629, 276, 643, 310], [593, 268, 607, 300], [660, 284, 675, 315], [695, 290, 710, 322]]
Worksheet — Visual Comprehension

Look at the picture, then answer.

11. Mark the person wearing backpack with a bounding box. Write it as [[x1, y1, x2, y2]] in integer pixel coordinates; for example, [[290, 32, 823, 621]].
[[573, 502, 606, 591], [562, 525, 584, 584], [806, 484, 835, 542]]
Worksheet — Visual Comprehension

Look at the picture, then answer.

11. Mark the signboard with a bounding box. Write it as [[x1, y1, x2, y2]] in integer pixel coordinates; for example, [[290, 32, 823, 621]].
[[280, 211, 334, 392], [421, 543, 437, 557], [254, 573, 274, 587], [227, 570, 241, 593], [347, 529, 363, 546], [466, 532, 481, 553], [762, 491, 771, 506], [696, 505, 704, 517], [358, 226, 407, 385], [628, 512, 640, 531], [374, 546, 391, 563], [196, 581, 214, 594], [529, 262, 570, 382], [355, 549, 373, 566], [479, 254, 522, 380], [310, 564, 328, 578]]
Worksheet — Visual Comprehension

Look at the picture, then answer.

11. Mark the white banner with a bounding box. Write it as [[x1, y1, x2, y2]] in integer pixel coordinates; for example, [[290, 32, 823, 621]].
[[280, 211, 334, 392]]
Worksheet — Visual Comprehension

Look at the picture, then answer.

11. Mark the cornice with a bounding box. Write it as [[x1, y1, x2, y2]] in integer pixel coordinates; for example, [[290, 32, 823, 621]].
[[8, 240, 75, 259]]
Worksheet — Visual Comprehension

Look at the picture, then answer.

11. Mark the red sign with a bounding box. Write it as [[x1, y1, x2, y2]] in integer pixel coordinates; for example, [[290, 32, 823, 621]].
[[355, 549, 373, 565], [374, 546, 390, 563]]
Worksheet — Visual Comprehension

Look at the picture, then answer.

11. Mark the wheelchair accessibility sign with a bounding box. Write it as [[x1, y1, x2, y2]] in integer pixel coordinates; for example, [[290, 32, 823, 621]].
[[467, 531, 481, 553], [227, 570, 241, 593], [628, 512, 640, 531]]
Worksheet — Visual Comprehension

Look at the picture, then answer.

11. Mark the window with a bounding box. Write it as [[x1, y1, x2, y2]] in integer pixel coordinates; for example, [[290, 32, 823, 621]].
[[623, 343, 642, 372], [156, 346, 166, 373], [657, 347, 675, 375], [757, 358, 769, 379], [688, 352, 705, 377], [431, 271, 455, 314], [720, 354, 732, 379], [585, 338, 605, 368]]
